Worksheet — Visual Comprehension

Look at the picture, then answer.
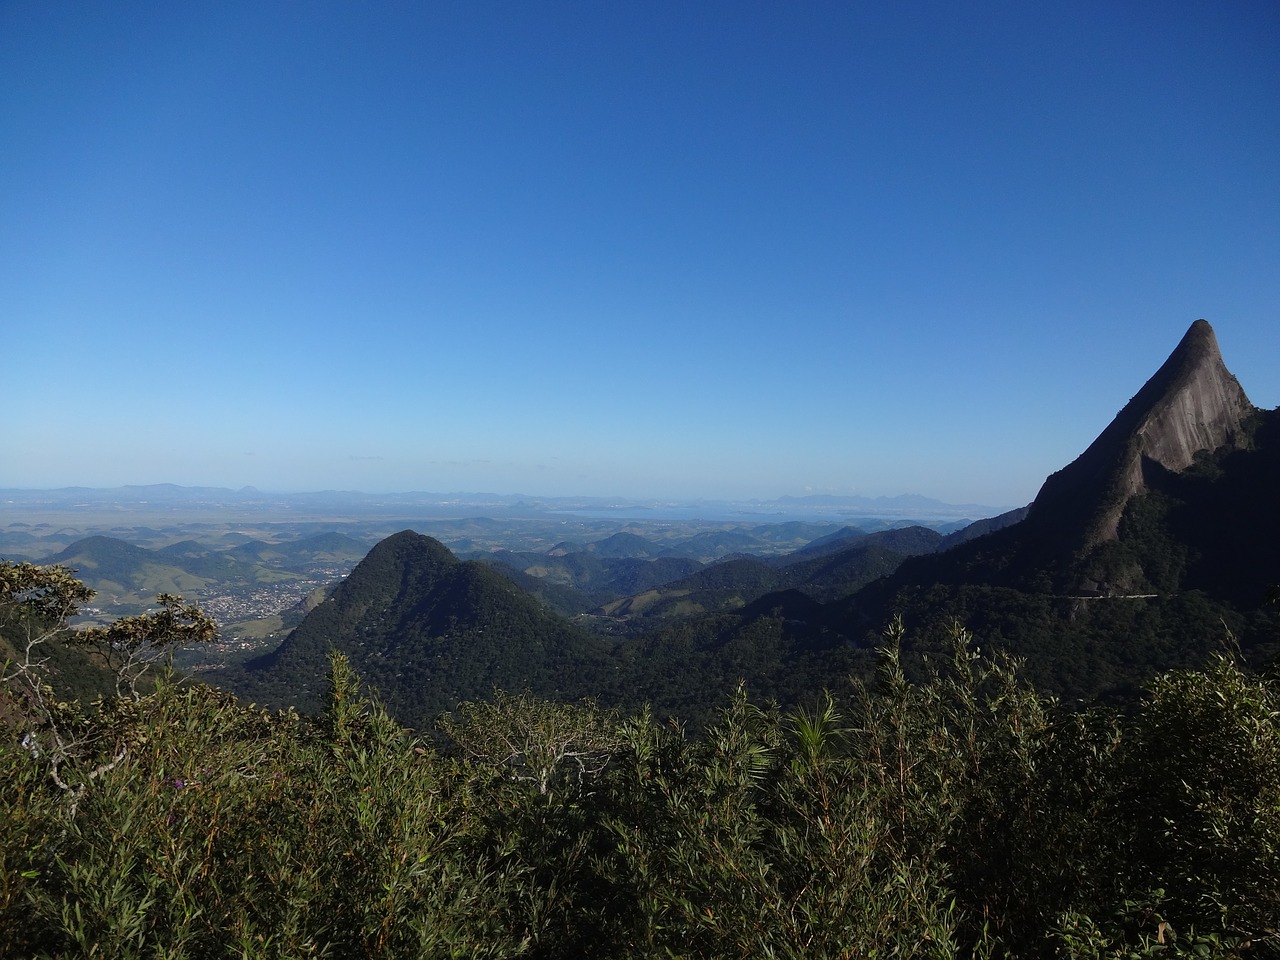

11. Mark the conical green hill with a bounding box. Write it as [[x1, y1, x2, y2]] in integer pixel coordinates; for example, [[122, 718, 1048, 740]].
[[246, 530, 613, 727]]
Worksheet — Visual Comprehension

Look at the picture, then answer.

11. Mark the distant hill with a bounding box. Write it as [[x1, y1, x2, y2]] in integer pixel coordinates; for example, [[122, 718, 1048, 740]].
[[477, 548, 702, 611], [0, 485, 1005, 525], [785, 524, 943, 562], [595, 556, 785, 621], [936, 506, 1030, 550], [38, 533, 367, 616], [666, 529, 766, 561], [585, 532, 665, 558], [785, 537, 933, 601], [788, 525, 869, 558], [475, 559, 606, 618], [235, 531, 618, 727], [226, 532, 369, 566], [46, 536, 211, 602], [595, 527, 938, 622]]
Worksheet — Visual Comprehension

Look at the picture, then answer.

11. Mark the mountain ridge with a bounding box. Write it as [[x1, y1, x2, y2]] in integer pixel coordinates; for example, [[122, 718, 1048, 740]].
[[1031, 319, 1253, 551]]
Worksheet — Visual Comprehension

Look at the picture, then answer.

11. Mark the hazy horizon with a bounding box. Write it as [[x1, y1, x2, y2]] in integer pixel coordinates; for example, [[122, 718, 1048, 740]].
[[1, 481, 1013, 516], [5, 3, 1277, 505]]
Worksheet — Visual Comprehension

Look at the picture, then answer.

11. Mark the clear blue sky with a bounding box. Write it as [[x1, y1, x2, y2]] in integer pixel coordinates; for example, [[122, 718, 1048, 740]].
[[3, 1, 1277, 507]]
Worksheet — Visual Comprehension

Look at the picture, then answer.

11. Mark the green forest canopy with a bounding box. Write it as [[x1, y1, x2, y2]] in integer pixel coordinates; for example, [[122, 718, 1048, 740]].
[[3, 561, 1279, 958]]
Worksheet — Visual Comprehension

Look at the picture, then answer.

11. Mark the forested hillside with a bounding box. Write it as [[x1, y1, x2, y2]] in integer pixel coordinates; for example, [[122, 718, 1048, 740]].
[[4, 567, 1278, 958], [233, 531, 620, 726]]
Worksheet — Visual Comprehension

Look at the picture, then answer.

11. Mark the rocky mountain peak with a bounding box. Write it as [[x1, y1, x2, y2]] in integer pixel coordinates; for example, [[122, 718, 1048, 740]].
[[1030, 319, 1253, 544]]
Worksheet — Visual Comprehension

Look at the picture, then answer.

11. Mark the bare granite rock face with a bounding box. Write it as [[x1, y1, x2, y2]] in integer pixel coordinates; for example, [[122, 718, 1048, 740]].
[[1030, 319, 1253, 545], [1135, 333, 1252, 475]]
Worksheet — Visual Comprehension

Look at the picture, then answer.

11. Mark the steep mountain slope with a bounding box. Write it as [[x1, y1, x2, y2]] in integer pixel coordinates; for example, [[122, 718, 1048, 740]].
[[238, 531, 617, 727], [1039, 320, 1251, 520], [838, 320, 1279, 698], [1026, 319, 1253, 591], [873, 320, 1257, 597]]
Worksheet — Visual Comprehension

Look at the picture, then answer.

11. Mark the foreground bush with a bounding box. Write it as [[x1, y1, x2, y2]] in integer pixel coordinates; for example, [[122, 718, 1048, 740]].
[[3, 604, 1279, 956]]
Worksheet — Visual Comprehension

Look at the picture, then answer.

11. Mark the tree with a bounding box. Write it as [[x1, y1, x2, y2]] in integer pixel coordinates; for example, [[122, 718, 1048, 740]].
[[440, 691, 622, 800], [0, 561, 216, 800]]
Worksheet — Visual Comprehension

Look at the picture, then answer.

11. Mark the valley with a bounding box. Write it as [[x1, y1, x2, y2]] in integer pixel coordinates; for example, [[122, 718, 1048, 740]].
[[0, 498, 972, 679]]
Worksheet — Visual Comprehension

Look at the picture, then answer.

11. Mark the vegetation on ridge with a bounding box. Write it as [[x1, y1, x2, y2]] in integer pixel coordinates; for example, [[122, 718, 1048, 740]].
[[4, 562, 1280, 958]]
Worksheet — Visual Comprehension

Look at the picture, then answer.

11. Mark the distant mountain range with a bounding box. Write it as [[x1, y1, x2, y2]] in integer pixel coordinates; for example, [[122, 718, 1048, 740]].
[[217, 319, 1278, 726], [1, 484, 1006, 524]]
